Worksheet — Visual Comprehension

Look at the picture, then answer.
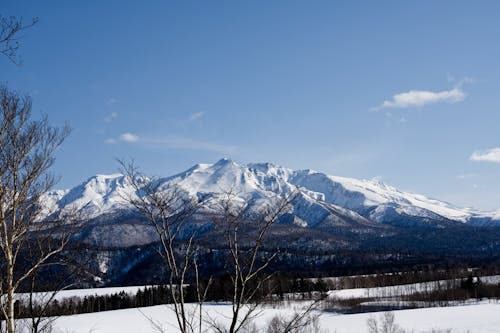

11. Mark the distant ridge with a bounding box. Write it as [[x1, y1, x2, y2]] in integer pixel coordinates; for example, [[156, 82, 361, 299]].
[[43, 159, 500, 229]]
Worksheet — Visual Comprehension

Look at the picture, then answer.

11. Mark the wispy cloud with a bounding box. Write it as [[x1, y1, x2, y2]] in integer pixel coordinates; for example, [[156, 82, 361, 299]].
[[373, 87, 465, 110], [105, 132, 236, 154], [189, 111, 205, 121], [175, 112, 207, 129], [106, 97, 118, 106], [104, 112, 118, 123], [456, 173, 477, 179], [448, 76, 476, 86], [470, 148, 500, 164], [149, 136, 237, 154], [105, 138, 117, 144]]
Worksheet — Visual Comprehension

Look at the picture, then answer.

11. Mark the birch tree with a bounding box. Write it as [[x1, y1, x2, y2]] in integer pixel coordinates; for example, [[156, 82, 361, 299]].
[[0, 86, 71, 333]]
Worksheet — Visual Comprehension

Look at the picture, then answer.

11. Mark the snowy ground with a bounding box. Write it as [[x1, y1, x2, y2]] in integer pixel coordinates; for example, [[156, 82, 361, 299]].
[[47, 301, 500, 333], [328, 275, 500, 300], [16, 285, 147, 303], [19, 275, 500, 305], [14, 276, 500, 332]]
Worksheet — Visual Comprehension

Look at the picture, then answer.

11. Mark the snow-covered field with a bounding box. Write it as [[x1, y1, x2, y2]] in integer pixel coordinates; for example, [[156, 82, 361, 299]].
[[16, 285, 147, 303], [15, 274, 500, 305], [48, 301, 500, 333], [19, 274, 499, 305], [328, 275, 500, 300], [14, 276, 500, 332]]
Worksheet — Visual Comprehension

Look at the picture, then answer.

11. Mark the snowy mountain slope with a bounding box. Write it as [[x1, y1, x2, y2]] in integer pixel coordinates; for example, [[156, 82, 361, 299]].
[[288, 170, 472, 222], [43, 173, 140, 219], [43, 159, 500, 229]]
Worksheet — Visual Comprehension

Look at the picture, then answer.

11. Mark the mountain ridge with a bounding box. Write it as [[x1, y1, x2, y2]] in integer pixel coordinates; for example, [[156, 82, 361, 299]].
[[39, 159, 500, 285], [44, 159, 500, 228]]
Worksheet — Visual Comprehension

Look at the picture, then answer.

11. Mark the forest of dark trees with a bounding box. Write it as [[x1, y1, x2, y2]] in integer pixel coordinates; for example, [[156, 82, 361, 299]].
[[7, 262, 500, 319]]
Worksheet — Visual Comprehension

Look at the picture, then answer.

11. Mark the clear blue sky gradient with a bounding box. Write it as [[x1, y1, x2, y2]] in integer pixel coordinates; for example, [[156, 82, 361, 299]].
[[2, 1, 500, 210]]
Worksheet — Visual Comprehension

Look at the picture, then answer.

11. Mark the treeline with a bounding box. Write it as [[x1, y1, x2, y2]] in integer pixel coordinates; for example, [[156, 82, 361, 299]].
[[204, 275, 330, 303], [402, 282, 500, 307], [327, 275, 500, 314], [9, 262, 500, 319], [10, 272, 500, 319], [11, 285, 172, 319], [10, 275, 332, 319], [330, 263, 500, 290]]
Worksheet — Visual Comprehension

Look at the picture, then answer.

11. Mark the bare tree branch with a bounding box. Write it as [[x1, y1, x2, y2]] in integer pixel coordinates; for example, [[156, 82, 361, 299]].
[[0, 15, 38, 65], [118, 159, 208, 333], [0, 86, 72, 333], [210, 189, 299, 333]]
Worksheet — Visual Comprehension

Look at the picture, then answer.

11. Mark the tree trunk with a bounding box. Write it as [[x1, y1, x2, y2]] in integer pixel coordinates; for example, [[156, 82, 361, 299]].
[[6, 259, 15, 333]]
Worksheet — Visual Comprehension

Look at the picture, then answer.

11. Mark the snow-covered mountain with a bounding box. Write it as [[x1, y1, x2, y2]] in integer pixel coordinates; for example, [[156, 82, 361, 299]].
[[43, 173, 136, 218], [40, 159, 500, 285], [43, 158, 500, 230]]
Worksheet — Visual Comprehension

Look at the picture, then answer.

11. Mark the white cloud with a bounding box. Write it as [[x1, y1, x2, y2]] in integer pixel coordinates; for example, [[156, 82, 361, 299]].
[[119, 132, 140, 142], [104, 133, 140, 144], [470, 148, 500, 164], [373, 87, 465, 110], [189, 112, 205, 121], [104, 112, 118, 123]]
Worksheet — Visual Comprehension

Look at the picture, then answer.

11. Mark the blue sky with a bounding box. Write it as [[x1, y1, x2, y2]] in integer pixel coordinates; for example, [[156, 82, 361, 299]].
[[2, 1, 500, 210]]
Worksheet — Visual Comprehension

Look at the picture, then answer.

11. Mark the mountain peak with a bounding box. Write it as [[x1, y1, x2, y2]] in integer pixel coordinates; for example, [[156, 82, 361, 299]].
[[44, 159, 500, 226], [213, 157, 235, 167]]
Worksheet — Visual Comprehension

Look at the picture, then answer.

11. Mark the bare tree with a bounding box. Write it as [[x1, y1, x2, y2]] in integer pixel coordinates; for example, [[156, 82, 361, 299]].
[[0, 15, 38, 65], [0, 86, 71, 333], [22, 247, 86, 333], [209, 190, 299, 333], [266, 306, 327, 333], [120, 162, 322, 333], [119, 160, 210, 333], [367, 312, 404, 333], [366, 312, 463, 333]]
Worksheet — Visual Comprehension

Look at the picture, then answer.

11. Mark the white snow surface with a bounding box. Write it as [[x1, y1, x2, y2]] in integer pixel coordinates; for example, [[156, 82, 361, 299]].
[[15, 285, 147, 304], [42, 159, 498, 224], [15, 279, 500, 332], [328, 275, 500, 300], [45, 301, 500, 333]]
